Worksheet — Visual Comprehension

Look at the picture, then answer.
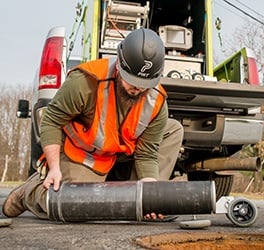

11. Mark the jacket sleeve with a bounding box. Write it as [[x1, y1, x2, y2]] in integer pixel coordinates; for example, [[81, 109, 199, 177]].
[[133, 101, 168, 179], [40, 70, 97, 148]]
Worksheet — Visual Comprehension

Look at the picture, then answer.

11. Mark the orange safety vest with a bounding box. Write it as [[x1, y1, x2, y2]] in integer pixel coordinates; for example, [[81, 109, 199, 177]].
[[63, 57, 167, 175]]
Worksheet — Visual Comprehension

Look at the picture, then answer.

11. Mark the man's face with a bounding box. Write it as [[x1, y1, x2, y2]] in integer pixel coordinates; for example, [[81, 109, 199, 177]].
[[116, 72, 148, 106]]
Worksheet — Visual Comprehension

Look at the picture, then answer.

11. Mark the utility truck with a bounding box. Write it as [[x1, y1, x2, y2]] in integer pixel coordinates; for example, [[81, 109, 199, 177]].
[[18, 0, 264, 201]]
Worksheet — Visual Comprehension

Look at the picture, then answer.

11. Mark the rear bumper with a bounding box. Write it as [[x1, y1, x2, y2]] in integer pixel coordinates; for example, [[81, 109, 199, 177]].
[[222, 117, 263, 144], [181, 114, 264, 147]]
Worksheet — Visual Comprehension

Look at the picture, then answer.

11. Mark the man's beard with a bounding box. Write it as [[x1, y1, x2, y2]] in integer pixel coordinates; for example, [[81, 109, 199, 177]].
[[115, 74, 148, 106]]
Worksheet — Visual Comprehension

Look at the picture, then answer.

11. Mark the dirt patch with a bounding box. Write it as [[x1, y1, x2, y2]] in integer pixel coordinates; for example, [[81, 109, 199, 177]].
[[135, 232, 264, 250]]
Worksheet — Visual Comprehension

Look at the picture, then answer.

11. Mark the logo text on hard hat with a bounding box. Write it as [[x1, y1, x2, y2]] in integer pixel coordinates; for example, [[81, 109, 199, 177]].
[[138, 60, 153, 77]]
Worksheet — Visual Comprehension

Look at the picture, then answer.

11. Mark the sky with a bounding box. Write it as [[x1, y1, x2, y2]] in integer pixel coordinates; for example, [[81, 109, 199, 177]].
[[0, 1, 83, 86], [1, 0, 264, 87], [212, 0, 264, 62]]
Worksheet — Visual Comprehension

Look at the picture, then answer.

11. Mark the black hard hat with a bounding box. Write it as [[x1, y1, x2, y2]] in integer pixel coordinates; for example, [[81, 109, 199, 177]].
[[117, 28, 165, 88]]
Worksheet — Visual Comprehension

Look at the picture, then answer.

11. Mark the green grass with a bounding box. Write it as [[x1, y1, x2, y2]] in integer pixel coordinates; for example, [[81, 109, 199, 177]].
[[0, 181, 24, 188]]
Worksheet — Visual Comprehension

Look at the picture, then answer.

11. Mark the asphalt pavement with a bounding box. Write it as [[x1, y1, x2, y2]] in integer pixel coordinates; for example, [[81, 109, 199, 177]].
[[0, 186, 263, 250]]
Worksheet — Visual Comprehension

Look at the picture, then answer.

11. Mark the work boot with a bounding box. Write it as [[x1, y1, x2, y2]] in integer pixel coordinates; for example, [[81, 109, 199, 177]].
[[2, 172, 38, 217], [2, 182, 27, 217]]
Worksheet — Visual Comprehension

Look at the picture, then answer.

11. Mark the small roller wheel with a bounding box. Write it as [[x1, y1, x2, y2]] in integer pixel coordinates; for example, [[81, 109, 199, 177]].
[[227, 197, 258, 227], [192, 73, 204, 80], [167, 70, 182, 79], [182, 71, 192, 80]]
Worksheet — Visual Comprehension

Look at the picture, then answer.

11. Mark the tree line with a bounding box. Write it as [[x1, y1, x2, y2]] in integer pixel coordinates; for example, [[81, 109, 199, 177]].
[[0, 83, 31, 181]]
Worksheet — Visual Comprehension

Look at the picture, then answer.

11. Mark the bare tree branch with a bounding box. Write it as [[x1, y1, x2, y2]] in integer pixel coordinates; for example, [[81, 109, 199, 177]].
[[0, 83, 32, 181]]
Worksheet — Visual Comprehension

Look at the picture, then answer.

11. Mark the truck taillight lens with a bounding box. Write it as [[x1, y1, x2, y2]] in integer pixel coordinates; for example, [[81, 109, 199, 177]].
[[248, 57, 260, 85], [38, 37, 63, 89]]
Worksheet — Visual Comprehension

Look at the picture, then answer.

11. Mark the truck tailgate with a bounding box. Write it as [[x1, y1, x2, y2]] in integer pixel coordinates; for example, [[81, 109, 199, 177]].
[[161, 77, 264, 114]]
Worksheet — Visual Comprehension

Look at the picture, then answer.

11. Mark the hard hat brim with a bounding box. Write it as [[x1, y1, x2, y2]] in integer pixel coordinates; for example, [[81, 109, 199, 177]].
[[117, 56, 161, 89]]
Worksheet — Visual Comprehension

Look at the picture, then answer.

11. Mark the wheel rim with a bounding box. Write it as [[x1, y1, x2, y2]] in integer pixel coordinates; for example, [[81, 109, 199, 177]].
[[227, 198, 258, 227]]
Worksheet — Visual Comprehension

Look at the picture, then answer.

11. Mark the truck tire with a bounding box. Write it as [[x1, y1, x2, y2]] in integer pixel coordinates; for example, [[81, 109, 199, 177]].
[[187, 171, 234, 201]]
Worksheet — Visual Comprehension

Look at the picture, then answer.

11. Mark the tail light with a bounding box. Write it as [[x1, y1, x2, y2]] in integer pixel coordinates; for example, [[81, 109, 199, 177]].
[[38, 36, 64, 89], [247, 57, 259, 85]]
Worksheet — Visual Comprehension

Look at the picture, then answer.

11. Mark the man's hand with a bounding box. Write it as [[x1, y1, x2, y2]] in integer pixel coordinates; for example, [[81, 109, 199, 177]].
[[42, 144, 62, 191], [43, 168, 62, 191], [144, 212, 164, 220]]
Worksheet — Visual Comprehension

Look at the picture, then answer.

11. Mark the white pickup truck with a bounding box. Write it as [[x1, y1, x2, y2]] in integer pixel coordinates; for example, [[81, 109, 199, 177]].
[[17, 0, 264, 201]]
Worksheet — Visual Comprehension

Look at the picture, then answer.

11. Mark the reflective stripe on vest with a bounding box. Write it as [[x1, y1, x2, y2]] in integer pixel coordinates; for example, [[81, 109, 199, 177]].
[[63, 58, 166, 174], [94, 57, 116, 148], [133, 85, 164, 138]]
